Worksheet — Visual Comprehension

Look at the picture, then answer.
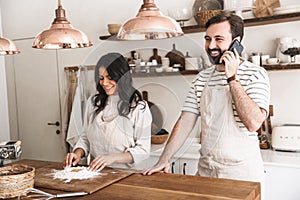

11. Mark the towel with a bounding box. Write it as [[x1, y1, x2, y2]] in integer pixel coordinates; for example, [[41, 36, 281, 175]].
[[66, 74, 83, 148]]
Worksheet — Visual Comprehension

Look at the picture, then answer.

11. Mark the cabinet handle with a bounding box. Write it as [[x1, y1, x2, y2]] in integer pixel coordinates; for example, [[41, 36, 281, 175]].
[[47, 121, 60, 126], [171, 162, 175, 174], [183, 163, 186, 175]]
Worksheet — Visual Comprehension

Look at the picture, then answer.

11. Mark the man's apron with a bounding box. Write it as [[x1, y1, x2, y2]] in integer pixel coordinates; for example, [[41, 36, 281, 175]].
[[197, 70, 264, 183]]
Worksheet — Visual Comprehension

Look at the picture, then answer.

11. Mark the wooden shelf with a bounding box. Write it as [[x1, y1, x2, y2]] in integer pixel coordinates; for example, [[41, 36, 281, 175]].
[[64, 65, 300, 80], [100, 12, 300, 39], [132, 70, 199, 77], [132, 64, 300, 77], [262, 63, 300, 71], [182, 12, 300, 34], [99, 35, 117, 40]]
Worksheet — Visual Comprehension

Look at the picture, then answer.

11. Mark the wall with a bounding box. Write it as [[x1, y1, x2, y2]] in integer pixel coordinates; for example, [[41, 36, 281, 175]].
[[0, 7, 10, 141], [0, 0, 300, 141]]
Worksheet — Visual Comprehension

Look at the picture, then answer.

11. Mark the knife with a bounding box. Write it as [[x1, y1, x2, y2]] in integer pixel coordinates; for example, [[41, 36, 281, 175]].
[[21, 188, 88, 199], [55, 192, 88, 198]]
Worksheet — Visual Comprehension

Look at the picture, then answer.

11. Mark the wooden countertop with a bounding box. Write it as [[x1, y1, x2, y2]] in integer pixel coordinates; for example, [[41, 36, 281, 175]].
[[9, 159, 261, 200]]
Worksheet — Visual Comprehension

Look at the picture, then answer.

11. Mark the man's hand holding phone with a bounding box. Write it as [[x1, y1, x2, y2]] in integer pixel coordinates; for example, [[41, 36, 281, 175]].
[[221, 39, 244, 78]]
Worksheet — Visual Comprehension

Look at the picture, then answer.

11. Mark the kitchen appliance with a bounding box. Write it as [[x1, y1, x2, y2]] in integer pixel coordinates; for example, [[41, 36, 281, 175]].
[[272, 124, 300, 152], [0, 140, 22, 166]]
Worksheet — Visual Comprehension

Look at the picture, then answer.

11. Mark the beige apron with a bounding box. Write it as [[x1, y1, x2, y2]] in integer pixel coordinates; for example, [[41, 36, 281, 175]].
[[197, 69, 264, 183], [86, 97, 135, 169]]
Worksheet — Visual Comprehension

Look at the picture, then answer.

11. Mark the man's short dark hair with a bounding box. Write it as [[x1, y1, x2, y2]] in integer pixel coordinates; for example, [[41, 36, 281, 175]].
[[205, 11, 244, 41]]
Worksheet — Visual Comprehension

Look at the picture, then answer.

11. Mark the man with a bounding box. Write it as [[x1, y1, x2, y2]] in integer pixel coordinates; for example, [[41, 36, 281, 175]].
[[142, 11, 270, 183]]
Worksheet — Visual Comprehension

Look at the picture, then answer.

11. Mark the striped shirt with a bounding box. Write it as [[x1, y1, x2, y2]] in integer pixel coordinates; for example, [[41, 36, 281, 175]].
[[183, 61, 270, 137]]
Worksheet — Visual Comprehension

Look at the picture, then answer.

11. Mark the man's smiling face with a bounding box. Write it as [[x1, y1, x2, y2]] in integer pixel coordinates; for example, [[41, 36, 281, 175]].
[[204, 21, 233, 65]]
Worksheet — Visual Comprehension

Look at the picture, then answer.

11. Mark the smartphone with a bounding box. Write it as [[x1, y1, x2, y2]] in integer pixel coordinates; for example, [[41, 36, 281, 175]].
[[222, 39, 244, 65], [228, 39, 244, 56]]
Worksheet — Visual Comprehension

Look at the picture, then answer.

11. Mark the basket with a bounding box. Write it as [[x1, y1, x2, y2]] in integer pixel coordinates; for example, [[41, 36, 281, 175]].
[[0, 164, 35, 199], [196, 10, 221, 26], [151, 134, 169, 144]]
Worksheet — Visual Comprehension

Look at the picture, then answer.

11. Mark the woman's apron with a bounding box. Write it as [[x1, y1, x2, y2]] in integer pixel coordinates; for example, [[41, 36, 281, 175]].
[[197, 69, 264, 183], [86, 97, 135, 169]]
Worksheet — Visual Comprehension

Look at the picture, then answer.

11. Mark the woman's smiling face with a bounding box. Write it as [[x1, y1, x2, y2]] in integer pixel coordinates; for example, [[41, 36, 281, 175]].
[[98, 67, 117, 95]]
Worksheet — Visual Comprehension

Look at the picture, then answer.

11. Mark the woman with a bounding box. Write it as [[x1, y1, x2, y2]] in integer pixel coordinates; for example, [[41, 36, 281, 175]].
[[64, 52, 152, 171]]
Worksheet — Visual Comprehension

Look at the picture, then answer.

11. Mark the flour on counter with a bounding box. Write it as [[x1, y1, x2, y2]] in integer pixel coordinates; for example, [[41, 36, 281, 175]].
[[52, 166, 101, 183]]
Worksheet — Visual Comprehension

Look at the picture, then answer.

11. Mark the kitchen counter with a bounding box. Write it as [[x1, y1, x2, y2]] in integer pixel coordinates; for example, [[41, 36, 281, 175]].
[[261, 149, 300, 168], [9, 159, 261, 200], [152, 138, 300, 169]]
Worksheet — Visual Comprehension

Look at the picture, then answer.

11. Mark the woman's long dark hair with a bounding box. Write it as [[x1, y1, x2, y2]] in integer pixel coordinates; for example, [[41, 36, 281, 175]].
[[93, 52, 143, 117]]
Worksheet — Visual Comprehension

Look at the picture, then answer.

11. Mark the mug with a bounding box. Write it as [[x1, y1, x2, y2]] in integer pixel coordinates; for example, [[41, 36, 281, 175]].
[[261, 55, 270, 65], [251, 55, 261, 65], [266, 58, 280, 64]]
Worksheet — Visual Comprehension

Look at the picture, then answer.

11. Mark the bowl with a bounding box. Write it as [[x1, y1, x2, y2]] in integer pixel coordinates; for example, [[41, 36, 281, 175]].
[[151, 129, 169, 144], [107, 24, 122, 35], [151, 134, 169, 144]]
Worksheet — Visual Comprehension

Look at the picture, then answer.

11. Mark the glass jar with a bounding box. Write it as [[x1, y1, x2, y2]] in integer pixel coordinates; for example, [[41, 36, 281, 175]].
[[192, 0, 223, 19]]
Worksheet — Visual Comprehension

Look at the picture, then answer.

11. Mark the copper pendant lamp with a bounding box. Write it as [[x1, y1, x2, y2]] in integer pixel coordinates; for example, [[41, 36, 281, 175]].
[[117, 0, 184, 40], [0, 36, 20, 55], [32, 0, 92, 49]]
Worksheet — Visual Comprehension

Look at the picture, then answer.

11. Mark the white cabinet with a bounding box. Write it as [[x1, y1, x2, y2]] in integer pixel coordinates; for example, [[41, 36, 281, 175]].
[[264, 164, 300, 200], [170, 157, 199, 175], [146, 154, 199, 175], [148, 140, 201, 175]]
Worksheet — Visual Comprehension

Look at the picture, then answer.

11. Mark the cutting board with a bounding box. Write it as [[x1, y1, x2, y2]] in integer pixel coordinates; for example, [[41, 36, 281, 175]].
[[34, 166, 132, 194], [10, 159, 132, 194]]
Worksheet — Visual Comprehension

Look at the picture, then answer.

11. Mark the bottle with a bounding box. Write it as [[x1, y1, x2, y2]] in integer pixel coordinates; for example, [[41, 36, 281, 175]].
[[149, 48, 162, 64], [128, 50, 137, 69]]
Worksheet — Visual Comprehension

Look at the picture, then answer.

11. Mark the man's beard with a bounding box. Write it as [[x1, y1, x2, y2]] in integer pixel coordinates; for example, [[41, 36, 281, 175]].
[[206, 48, 224, 65]]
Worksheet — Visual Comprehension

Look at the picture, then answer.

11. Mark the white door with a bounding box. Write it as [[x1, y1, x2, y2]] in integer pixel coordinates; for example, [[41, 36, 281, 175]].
[[12, 39, 67, 162]]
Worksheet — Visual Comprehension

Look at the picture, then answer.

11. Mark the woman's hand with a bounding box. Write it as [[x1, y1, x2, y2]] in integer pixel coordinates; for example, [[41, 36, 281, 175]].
[[89, 155, 116, 171], [63, 152, 81, 167], [63, 148, 84, 167], [141, 161, 171, 175]]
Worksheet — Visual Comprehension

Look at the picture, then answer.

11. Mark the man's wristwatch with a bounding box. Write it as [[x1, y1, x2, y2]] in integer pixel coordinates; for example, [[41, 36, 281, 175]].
[[227, 74, 240, 83]]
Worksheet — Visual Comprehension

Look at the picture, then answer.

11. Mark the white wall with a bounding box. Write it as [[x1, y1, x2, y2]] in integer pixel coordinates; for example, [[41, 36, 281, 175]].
[[0, 0, 300, 140], [0, 7, 10, 141]]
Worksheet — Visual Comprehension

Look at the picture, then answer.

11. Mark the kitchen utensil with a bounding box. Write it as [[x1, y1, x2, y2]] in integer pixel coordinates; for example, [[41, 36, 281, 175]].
[[266, 57, 280, 64], [34, 165, 132, 194], [18, 188, 87, 200], [142, 91, 163, 135], [251, 55, 261, 65], [165, 44, 185, 70], [267, 105, 274, 134], [261, 55, 270, 65], [151, 129, 169, 144], [107, 24, 121, 35]]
